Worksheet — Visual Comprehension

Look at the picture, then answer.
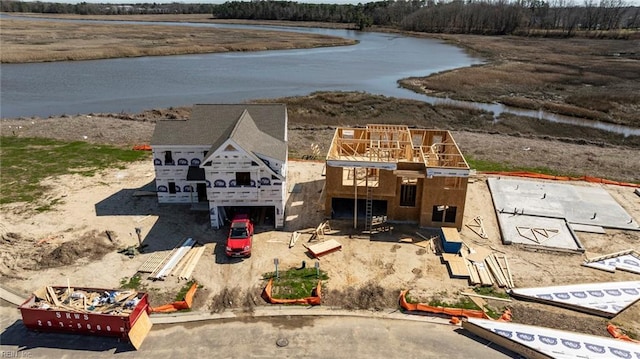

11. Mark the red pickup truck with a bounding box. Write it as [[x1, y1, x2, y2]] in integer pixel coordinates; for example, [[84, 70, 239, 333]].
[[225, 214, 253, 258]]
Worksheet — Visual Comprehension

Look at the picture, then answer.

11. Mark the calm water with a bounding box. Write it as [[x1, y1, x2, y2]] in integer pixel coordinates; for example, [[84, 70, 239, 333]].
[[1, 17, 637, 136], [0, 19, 480, 118]]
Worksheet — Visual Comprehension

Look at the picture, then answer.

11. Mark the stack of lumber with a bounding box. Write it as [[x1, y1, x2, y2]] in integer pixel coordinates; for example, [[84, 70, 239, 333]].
[[30, 286, 139, 316], [438, 243, 515, 288], [171, 245, 206, 280], [442, 253, 470, 278], [149, 238, 196, 281], [461, 245, 514, 288]]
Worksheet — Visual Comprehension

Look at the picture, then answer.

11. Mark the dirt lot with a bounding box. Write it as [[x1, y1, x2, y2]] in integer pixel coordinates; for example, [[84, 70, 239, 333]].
[[1, 148, 639, 338], [1, 14, 639, 341]]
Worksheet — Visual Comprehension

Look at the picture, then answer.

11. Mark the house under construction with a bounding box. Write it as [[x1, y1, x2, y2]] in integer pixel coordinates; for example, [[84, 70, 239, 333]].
[[324, 125, 470, 231]]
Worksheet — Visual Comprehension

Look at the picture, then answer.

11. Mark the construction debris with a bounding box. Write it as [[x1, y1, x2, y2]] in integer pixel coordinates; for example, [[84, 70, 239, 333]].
[[461, 290, 512, 303], [582, 250, 640, 274], [309, 220, 331, 242], [452, 243, 515, 288], [466, 216, 488, 239], [29, 286, 140, 316], [289, 231, 302, 248]]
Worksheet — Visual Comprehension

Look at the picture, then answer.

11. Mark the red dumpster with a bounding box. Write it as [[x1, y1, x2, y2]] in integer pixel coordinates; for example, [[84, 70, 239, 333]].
[[18, 286, 152, 350]]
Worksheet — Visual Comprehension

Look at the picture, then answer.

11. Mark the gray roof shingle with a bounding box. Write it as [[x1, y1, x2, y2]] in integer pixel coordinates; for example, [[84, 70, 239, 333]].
[[151, 104, 287, 162]]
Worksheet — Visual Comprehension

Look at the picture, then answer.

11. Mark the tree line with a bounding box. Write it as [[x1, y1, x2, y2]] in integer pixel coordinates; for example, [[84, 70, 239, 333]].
[[1, 0, 638, 36]]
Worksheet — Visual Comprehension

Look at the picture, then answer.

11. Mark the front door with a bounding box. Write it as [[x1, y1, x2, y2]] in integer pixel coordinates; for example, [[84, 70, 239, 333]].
[[197, 183, 207, 202]]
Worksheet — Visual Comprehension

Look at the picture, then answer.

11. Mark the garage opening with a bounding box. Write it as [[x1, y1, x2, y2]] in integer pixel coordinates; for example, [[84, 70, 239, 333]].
[[330, 198, 387, 219], [223, 206, 275, 227]]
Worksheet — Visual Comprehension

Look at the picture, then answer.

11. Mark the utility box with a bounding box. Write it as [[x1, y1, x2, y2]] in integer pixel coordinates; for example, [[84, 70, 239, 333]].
[[441, 227, 463, 254], [18, 286, 152, 350]]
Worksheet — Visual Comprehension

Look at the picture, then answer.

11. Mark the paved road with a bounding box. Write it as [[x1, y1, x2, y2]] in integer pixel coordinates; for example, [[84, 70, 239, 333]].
[[1, 304, 516, 358]]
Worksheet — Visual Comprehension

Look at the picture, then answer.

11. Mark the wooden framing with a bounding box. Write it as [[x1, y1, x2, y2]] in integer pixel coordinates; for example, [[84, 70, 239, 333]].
[[325, 125, 470, 230]]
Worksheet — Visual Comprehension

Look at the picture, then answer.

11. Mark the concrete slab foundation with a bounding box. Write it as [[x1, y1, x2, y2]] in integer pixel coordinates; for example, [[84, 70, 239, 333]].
[[496, 214, 582, 251], [488, 178, 639, 231]]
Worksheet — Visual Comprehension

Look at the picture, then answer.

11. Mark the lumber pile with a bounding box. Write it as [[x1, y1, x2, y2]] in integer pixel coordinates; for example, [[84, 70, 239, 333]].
[[149, 238, 196, 281], [172, 245, 206, 281], [440, 243, 514, 288], [30, 286, 140, 316], [461, 245, 514, 288]]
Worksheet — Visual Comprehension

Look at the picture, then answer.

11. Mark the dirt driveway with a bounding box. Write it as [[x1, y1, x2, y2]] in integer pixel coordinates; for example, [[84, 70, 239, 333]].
[[1, 158, 639, 338]]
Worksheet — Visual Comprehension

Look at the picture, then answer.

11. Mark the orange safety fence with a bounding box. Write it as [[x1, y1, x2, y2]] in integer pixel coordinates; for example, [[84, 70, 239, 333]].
[[399, 290, 513, 322], [607, 324, 640, 343], [150, 282, 198, 313], [482, 171, 640, 188], [262, 278, 322, 305], [132, 144, 152, 151]]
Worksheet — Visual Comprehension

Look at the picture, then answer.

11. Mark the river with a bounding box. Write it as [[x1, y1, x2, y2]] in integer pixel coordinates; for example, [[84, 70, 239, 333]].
[[1, 16, 637, 137]]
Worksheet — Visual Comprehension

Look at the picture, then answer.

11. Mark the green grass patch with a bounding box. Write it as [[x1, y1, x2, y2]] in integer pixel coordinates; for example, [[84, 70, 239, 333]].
[[0, 137, 149, 206], [428, 296, 480, 311], [120, 274, 143, 290], [473, 286, 511, 299], [263, 267, 328, 300], [175, 280, 198, 302]]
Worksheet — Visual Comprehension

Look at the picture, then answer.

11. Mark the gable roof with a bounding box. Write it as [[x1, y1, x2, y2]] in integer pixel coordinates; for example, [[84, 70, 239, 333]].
[[229, 110, 286, 161], [151, 104, 287, 161]]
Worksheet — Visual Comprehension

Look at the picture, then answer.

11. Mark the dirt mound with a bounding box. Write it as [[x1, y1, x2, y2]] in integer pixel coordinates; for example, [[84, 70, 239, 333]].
[[0, 232, 38, 277], [208, 286, 262, 313], [324, 281, 400, 311], [38, 230, 117, 269]]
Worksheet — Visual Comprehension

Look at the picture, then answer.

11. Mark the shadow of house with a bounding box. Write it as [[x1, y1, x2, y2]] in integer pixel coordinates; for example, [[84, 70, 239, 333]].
[[282, 178, 327, 232], [1, 319, 135, 353], [94, 181, 218, 253]]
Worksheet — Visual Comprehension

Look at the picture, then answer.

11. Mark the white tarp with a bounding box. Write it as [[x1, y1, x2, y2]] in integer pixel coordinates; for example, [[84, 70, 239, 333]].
[[465, 318, 640, 359], [510, 281, 640, 317]]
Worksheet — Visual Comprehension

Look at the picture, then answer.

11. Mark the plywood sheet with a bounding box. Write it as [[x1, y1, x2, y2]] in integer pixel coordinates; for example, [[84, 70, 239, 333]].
[[128, 311, 152, 350], [442, 254, 469, 278], [307, 239, 342, 258], [441, 227, 462, 243]]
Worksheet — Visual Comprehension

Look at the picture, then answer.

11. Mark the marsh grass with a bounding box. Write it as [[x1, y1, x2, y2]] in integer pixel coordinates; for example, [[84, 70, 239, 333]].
[[0, 19, 356, 63], [0, 137, 149, 206]]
